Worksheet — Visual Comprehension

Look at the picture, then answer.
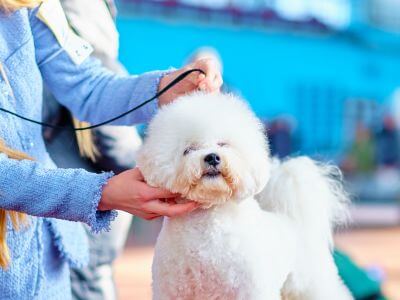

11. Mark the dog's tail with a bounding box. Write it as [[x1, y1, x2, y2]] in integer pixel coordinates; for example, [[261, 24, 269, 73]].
[[256, 157, 353, 299], [257, 156, 349, 247]]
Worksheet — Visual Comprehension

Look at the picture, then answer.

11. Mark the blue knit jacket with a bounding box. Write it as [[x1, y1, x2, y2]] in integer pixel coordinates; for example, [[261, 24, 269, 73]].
[[0, 6, 165, 299]]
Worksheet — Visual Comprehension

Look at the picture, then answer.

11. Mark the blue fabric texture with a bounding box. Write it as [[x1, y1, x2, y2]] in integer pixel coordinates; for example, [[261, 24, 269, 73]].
[[0, 6, 165, 299]]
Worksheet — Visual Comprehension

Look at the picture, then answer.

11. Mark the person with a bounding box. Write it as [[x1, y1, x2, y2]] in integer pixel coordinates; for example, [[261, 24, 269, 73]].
[[40, 1, 147, 298], [375, 115, 399, 168], [342, 123, 375, 174], [267, 118, 292, 159], [0, 0, 222, 299]]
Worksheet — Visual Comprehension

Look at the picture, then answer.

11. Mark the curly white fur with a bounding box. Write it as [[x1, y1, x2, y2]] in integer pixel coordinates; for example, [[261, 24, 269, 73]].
[[137, 92, 353, 300]]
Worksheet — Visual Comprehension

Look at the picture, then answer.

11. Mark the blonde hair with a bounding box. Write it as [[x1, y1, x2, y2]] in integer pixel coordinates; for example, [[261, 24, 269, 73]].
[[73, 119, 99, 162], [0, 139, 30, 269], [0, 0, 42, 11]]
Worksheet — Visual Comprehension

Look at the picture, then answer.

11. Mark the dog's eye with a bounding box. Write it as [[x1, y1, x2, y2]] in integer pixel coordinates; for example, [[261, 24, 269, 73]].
[[183, 146, 197, 156], [217, 142, 228, 147]]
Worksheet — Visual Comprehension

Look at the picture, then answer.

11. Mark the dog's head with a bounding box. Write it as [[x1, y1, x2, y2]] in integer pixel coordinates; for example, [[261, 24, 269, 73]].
[[137, 92, 271, 207]]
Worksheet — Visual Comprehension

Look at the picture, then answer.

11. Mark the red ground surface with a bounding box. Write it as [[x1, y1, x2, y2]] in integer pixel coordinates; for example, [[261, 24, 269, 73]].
[[115, 226, 400, 300]]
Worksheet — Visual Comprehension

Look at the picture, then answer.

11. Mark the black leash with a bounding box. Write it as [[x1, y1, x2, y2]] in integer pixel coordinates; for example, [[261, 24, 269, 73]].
[[0, 68, 205, 131]]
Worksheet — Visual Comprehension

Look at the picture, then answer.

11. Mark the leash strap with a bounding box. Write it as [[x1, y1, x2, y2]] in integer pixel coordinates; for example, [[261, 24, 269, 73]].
[[0, 68, 205, 131]]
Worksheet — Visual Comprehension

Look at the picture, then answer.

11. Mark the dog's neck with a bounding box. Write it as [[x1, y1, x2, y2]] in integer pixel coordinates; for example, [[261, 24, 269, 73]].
[[171, 197, 259, 223], [179, 195, 255, 210]]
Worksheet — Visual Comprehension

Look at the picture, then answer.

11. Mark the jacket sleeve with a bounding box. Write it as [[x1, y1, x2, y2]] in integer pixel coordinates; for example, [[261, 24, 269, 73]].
[[28, 5, 168, 126], [0, 153, 116, 232]]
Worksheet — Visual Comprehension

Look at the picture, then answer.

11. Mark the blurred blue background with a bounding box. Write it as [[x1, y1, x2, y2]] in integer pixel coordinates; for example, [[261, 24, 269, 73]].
[[116, 0, 400, 157]]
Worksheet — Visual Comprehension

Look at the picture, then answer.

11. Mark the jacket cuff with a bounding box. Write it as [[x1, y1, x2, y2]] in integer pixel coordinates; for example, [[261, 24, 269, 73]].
[[87, 171, 118, 233]]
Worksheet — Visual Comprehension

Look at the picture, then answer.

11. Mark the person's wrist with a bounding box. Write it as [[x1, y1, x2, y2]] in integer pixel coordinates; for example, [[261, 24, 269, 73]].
[[98, 178, 114, 211], [158, 71, 177, 106]]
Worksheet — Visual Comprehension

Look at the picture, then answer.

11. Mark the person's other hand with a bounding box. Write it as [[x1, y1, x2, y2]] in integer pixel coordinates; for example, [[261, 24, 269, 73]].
[[158, 57, 223, 106], [98, 168, 198, 220]]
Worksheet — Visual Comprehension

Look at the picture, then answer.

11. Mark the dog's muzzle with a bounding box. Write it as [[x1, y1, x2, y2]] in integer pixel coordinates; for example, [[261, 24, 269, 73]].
[[203, 167, 221, 178], [203, 153, 222, 178], [204, 153, 220, 167]]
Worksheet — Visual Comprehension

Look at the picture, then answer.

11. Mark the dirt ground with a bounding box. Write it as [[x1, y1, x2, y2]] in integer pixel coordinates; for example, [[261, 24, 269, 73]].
[[115, 227, 400, 300]]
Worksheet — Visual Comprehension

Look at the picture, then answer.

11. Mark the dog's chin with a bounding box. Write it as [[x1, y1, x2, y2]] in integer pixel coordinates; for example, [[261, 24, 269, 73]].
[[182, 172, 235, 208], [170, 164, 244, 208]]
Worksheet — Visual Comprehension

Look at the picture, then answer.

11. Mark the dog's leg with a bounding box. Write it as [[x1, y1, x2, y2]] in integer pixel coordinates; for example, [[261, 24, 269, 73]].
[[282, 254, 353, 300]]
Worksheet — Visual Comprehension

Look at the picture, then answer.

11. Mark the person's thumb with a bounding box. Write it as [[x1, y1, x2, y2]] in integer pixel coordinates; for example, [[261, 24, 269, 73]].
[[131, 167, 145, 181], [142, 185, 179, 201]]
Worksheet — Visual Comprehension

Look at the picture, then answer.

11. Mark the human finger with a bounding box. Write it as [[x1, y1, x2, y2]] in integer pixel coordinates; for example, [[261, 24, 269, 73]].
[[143, 200, 199, 217], [141, 185, 180, 202], [131, 167, 145, 181], [128, 208, 162, 221]]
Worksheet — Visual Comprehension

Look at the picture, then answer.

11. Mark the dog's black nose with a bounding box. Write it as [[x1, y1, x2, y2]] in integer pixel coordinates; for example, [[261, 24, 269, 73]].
[[204, 153, 221, 167]]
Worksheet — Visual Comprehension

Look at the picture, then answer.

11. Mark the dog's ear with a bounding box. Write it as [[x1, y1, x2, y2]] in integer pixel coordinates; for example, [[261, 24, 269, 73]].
[[136, 148, 151, 182], [241, 121, 272, 197], [136, 145, 162, 188], [241, 154, 270, 198], [252, 157, 271, 195], [136, 140, 178, 190]]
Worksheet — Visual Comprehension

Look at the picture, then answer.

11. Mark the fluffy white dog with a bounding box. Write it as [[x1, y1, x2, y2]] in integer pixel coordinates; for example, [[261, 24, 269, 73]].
[[137, 92, 353, 300]]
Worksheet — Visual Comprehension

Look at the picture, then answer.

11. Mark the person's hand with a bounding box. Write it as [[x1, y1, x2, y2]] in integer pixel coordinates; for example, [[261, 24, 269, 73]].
[[98, 168, 198, 220], [158, 57, 223, 106]]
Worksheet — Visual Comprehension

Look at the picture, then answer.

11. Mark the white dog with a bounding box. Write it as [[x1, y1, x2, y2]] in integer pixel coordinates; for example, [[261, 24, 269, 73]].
[[137, 92, 353, 300]]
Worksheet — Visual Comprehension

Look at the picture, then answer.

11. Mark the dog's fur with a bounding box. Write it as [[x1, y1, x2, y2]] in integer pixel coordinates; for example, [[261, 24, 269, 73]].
[[137, 92, 353, 300]]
